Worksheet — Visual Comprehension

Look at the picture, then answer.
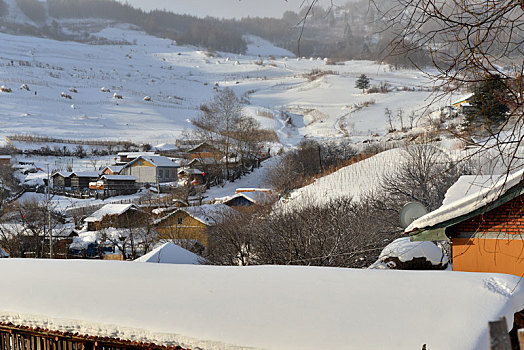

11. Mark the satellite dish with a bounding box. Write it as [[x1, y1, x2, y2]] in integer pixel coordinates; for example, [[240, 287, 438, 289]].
[[400, 202, 428, 229]]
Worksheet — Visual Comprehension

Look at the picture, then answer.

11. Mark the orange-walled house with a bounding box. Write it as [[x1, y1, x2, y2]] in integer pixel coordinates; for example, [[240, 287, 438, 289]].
[[154, 203, 236, 250], [407, 171, 524, 276]]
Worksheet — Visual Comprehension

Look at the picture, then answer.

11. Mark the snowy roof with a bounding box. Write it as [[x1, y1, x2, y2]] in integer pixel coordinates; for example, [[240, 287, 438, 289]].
[[72, 171, 100, 178], [0, 260, 522, 350], [221, 191, 275, 205], [134, 242, 202, 264], [52, 171, 73, 178], [84, 204, 138, 223], [155, 204, 236, 226], [407, 169, 524, 232], [153, 143, 179, 151], [451, 92, 474, 105], [118, 151, 157, 157], [101, 175, 137, 181], [177, 168, 203, 175], [0, 247, 7, 257], [104, 165, 124, 173], [0, 155, 11, 159], [187, 142, 215, 153]]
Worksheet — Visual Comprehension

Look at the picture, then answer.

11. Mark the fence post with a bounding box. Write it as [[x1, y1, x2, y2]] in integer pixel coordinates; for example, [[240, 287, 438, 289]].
[[489, 316, 512, 350]]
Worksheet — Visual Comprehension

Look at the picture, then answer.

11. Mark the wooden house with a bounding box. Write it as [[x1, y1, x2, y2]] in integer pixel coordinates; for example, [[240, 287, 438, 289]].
[[451, 92, 474, 114], [52, 171, 73, 189], [120, 155, 180, 184], [84, 203, 141, 231], [187, 142, 223, 161], [154, 203, 236, 248], [220, 190, 276, 208], [407, 170, 524, 276], [70, 172, 99, 191], [102, 165, 124, 175], [89, 175, 137, 197], [0, 155, 11, 165]]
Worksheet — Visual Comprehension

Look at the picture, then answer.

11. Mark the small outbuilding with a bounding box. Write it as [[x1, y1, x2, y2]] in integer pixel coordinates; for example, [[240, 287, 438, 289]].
[[52, 171, 73, 189], [84, 203, 141, 231], [70, 172, 99, 191]]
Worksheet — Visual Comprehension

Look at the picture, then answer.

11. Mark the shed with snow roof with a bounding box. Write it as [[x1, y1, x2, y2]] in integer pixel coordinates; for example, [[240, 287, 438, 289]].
[[52, 171, 73, 189], [154, 204, 236, 249], [0, 155, 11, 166], [84, 203, 141, 231], [407, 170, 524, 276], [221, 191, 276, 208], [70, 172, 99, 190], [89, 175, 137, 197]]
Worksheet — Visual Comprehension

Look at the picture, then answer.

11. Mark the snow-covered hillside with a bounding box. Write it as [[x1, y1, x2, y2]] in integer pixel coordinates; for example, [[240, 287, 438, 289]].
[[0, 23, 439, 146]]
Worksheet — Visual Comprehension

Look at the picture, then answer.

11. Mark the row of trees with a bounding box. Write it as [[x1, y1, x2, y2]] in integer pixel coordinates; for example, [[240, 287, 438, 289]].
[[46, 0, 247, 53]]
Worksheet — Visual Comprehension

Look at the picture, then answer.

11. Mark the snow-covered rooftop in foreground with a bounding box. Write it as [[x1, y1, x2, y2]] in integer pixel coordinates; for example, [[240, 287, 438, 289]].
[[134, 242, 202, 264], [407, 169, 524, 232], [0, 260, 522, 350]]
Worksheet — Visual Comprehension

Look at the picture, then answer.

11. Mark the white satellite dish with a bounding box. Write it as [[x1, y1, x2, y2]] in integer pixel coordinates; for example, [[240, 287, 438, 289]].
[[400, 202, 428, 229]]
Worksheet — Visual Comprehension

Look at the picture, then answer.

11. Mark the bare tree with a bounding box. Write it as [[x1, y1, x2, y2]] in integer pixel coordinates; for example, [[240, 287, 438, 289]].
[[381, 143, 465, 211], [376, 0, 524, 174]]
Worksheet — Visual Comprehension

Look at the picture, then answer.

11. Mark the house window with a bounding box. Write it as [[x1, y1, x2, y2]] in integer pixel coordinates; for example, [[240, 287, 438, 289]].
[[177, 218, 183, 225], [159, 169, 164, 178]]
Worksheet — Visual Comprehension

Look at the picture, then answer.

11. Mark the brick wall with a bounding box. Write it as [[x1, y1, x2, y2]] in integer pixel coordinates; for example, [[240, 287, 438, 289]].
[[450, 195, 524, 234]]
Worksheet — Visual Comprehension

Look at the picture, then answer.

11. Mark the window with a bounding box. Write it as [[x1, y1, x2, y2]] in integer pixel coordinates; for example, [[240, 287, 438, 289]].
[[158, 169, 164, 178], [177, 218, 183, 225]]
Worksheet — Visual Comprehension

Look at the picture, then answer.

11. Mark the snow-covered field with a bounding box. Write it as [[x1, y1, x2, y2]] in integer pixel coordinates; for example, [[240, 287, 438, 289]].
[[0, 22, 440, 146], [0, 259, 522, 350]]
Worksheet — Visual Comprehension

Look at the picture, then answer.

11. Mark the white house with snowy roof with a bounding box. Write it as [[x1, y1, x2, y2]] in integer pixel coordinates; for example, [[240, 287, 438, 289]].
[[120, 155, 180, 184]]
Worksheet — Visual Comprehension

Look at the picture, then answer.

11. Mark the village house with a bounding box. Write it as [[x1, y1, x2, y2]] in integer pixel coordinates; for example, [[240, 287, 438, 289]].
[[89, 175, 137, 197], [219, 189, 276, 208], [154, 203, 236, 250], [119, 155, 180, 185], [407, 170, 524, 276], [101, 165, 124, 175], [70, 172, 100, 191], [0, 155, 11, 166], [186, 142, 224, 161], [84, 203, 141, 231], [451, 92, 474, 114], [52, 171, 73, 189]]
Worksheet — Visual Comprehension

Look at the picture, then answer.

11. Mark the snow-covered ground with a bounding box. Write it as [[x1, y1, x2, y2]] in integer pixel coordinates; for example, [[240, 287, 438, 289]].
[[0, 259, 522, 350], [0, 23, 441, 147]]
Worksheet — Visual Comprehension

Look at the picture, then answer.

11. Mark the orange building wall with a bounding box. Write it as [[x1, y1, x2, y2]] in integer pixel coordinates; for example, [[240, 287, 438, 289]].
[[450, 195, 524, 276], [453, 237, 524, 276]]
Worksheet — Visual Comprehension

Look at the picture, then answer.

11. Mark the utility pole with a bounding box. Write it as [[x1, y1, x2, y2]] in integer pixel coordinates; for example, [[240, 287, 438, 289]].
[[46, 163, 52, 259]]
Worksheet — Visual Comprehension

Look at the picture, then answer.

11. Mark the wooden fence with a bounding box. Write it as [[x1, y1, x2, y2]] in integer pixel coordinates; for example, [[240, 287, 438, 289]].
[[0, 323, 187, 350]]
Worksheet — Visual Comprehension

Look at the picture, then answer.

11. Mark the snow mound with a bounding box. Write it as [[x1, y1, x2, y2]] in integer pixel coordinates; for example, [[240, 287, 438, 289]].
[[134, 242, 202, 264], [374, 237, 448, 268]]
